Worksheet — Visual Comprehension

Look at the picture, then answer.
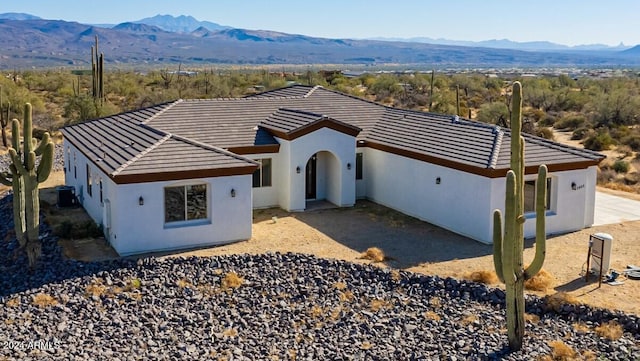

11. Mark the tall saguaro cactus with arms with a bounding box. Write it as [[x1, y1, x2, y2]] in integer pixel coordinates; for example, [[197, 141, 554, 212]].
[[0, 103, 54, 268], [492, 81, 548, 351]]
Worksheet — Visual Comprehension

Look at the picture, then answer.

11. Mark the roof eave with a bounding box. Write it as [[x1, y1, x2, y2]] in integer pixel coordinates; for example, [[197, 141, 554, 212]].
[[112, 165, 259, 185]]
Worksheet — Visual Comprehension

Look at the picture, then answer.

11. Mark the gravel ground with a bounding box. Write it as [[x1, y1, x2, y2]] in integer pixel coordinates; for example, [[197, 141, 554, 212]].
[[0, 195, 639, 360], [0, 143, 65, 174]]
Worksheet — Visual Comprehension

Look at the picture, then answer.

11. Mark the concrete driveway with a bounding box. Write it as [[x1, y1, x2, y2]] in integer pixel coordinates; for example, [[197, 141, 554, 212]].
[[593, 191, 640, 226]]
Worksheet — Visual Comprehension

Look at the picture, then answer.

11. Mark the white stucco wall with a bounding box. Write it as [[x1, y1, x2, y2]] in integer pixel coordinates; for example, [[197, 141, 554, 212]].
[[490, 166, 599, 239], [64, 141, 253, 256], [277, 128, 357, 211], [249, 152, 280, 209], [63, 142, 112, 227], [109, 174, 252, 256], [364, 148, 494, 243]]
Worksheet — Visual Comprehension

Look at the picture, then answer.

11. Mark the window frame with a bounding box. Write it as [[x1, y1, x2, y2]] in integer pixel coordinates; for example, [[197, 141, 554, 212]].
[[252, 158, 272, 188], [355, 153, 363, 180], [86, 164, 92, 197], [524, 177, 552, 214], [163, 183, 209, 226]]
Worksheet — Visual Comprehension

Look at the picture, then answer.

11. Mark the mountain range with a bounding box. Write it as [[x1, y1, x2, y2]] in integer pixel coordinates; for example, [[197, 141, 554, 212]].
[[0, 12, 638, 69]]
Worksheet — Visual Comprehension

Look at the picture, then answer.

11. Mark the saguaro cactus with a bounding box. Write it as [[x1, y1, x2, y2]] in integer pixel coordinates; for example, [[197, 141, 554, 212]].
[[0, 103, 54, 268], [91, 35, 104, 104], [492, 81, 547, 351]]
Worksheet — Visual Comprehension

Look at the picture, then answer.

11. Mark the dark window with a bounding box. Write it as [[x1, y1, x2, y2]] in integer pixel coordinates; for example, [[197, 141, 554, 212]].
[[74, 153, 77, 179], [252, 158, 272, 188], [355, 153, 363, 180], [164, 184, 207, 223], [67, 148, 71, 173], [86, 164, 92, 197], [524, 178, 551, 213], [99, 179, 103, 204]]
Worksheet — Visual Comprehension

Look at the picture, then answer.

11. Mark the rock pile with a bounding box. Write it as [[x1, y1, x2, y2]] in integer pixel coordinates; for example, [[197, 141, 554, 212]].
[[0, 188, 638, 359]]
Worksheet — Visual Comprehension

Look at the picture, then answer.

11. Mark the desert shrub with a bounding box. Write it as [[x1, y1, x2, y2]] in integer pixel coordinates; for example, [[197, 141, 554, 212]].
[[554, 114, 586, 130], [543, 292, 579, 312], [32, 293, 58, 308], [538, 113, 557, 127], [541, 340, 578, 360], [523, 108, 546, 122], [221, 272, 244, 289], [596, 168, 617, 184], [621, 134, 640, 151], [612, 160, 629, 173], [535, 127, 555, 140], [31, 127, 49, 140], [583, 130, 614, 151], [615, 145, 633, 158], [595, 321, 623, 340], [570, 127, 590, 140], [524, 268, 553, 291], [624, 172, 640, 185], [75, 220, 103, 238], [56, 220, 74, 238], [360, 247, 386, 262], [465, 270, 498, 284]]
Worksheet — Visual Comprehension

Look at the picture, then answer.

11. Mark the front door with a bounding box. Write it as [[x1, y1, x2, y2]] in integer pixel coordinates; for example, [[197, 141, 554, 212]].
[[305, 154, 317, 200]]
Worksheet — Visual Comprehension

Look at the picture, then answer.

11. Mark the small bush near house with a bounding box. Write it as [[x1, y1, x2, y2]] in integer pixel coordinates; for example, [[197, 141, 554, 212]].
[[221, 272, 244, 289], [359, 247, 386, 262], [612, 160, 630, 173], [464, 270, 498, 284], [540, 340, 578, 361], [524, 268, 553, 291], [32, 293, 58, 308], [543, 292, 579, 312]]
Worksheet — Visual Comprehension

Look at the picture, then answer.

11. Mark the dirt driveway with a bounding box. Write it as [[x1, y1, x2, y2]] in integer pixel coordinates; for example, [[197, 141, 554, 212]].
[[173, 200, 640, 316]]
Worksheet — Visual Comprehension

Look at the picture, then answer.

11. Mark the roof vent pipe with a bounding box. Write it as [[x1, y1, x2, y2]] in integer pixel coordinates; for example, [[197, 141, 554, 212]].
[[452, 115, 460, 123]]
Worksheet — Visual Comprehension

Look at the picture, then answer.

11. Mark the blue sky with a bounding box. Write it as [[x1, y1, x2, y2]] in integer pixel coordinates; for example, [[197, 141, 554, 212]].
[[3, 0, 639, 46]]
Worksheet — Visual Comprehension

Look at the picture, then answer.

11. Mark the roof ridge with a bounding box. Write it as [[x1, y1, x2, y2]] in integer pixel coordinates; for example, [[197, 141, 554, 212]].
[[60, 101, 176, 130], [488, 127, 504, 169], [142, 99, 182, 125], [169, 133, 258, 165], [112, 133, 172, 176], [275, 107, 324, 118], [303, 85, 323, 98], [516, 131, 605, 160]]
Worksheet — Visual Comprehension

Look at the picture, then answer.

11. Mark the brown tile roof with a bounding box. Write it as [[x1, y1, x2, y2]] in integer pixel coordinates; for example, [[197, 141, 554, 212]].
[[260, 108, 361, 140], [61, 103, 258, 184], [63, 85, 604, 180]]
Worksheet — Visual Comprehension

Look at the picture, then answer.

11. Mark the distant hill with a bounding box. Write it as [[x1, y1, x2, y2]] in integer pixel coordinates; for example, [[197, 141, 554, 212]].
[[133, 14, 229, 33], [622, 45, 640, 55], [368, 36, 632, 52], [0, 12, 41, 21], [0, 17, 638, 69]]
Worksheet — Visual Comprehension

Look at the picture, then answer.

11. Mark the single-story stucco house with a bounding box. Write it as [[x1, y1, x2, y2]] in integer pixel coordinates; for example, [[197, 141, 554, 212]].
[[61, 85, 604, 255]]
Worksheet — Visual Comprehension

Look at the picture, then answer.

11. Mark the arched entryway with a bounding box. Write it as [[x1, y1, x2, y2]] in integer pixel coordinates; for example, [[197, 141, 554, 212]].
[[304, 151, 341, 206]]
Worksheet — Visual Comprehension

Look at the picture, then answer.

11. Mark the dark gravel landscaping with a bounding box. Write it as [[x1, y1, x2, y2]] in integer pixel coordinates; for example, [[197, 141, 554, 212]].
[[1, 174, 639, 359]]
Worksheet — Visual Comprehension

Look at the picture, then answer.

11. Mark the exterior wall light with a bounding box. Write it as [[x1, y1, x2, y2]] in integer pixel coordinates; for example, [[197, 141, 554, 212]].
[[296, 166, 301, 174], [231, 188, 236, 198], [571, 182, 577, 190], [138, 196, 144, 206], [347, 162, 352, 170], [436, 177, 441, 184]]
